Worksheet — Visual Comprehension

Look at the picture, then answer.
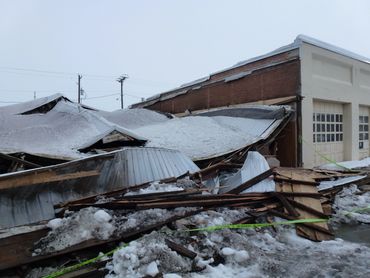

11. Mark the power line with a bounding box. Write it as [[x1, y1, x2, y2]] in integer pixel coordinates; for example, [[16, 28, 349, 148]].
[[84, 93, 120, 100]]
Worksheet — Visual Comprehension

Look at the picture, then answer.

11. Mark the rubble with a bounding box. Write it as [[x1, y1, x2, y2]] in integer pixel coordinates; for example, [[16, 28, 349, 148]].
[[0, 96, 369, 277]]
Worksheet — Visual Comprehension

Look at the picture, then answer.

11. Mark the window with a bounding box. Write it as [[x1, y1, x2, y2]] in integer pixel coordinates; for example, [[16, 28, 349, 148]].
[[359, 115, 369, 149], [313, 112, 343, 143]]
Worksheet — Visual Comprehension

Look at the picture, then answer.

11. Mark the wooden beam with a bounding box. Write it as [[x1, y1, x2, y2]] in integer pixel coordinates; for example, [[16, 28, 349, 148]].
[[274, 176, 319, 186], [272, 192, 300, 217], [165, 239, 197, 259], [0, 153, 41, 168], [0, 170, 100, 190]]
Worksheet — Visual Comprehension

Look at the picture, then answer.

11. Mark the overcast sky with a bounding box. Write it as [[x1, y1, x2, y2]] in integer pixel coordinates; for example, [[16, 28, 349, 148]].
[[1, 0, 370, 111]]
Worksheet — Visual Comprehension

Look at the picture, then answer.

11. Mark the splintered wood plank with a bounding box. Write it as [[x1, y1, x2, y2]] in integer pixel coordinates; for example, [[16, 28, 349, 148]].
[[276, 167, 328, 181], [275, 168, 333, 241], [0, 170, 100, 190]]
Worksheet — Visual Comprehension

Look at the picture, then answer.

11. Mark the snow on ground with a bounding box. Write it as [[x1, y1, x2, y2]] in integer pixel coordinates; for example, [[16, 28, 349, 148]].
[[105, 225, 370, 278], [320, 157, 370, 171], [330, 185, 370, 225], [29, 181, 370, 277]]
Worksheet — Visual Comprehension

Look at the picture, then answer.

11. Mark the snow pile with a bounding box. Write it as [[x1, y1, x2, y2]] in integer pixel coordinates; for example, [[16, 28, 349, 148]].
[[34, 208, 115, 254], [106, 225, 370, 278], [34, 207, 196, 255], [320, 157, 370, 171], [106, 233, 192, 278], [124, 181, 184, 196], [330, 185, 370, 225]]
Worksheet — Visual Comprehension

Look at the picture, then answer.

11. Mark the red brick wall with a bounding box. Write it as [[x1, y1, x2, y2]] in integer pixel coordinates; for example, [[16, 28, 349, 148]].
[[148, 59, 300, 114]]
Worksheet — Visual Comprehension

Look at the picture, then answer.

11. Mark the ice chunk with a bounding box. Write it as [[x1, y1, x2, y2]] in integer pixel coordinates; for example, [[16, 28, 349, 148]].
[[234, 250, 249, 262], [93, 210, 112, 222], [146, 261, 159, 277], [47, 218, 63, 230], [221, 247, 235, 256]]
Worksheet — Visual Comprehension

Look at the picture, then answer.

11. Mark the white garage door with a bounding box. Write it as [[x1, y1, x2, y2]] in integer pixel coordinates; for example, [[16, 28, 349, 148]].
[[312, 101, 344, 166]]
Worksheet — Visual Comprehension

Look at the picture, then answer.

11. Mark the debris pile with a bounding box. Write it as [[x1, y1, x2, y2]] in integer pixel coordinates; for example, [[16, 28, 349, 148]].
[[0, 95, 369, 277]]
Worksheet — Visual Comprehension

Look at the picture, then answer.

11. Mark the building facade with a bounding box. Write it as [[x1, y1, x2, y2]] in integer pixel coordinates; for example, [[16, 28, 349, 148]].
[[132, 35, 370, 168]]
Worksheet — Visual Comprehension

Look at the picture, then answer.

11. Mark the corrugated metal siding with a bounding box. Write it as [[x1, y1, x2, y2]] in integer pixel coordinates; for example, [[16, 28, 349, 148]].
[[0, 147, 199, 228]]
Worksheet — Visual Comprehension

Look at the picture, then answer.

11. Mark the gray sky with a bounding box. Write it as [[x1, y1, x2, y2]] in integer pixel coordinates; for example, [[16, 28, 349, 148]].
[[1, 0, 370, 111]]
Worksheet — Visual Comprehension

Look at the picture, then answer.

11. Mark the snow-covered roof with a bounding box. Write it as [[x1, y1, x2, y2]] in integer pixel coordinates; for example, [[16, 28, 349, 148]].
[[0, 97, 149, 160], [133, 106, 291, 161], [0, 95, 290, 162], [132, 34, 370, 108]]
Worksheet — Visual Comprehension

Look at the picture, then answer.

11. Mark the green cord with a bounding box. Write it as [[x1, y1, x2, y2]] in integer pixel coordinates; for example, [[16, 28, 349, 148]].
[[299, 136, 352, 171]]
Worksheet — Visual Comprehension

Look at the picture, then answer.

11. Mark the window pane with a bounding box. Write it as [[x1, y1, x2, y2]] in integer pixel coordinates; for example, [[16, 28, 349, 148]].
[[360, 133, 364, 140], [331, 114, 334, 122], [317, 124, 321, 132], [365, 125, 369, 132], [339, 115, 343, 122], [360, 116, 364, 123], [322, 134, 326, 142], [327, 134, 331, 142], [317, 114, 321, 121], [340, 134, 343, 141], [365, 133, 369, 140], [321, 114, 325, 122], [313, 113, 316, 121], [336, 114, 340, 122], [331, 134, 335, 141], [365, 116, 369, 123], [360, 125, 364, 132], [326, 114, 330, 122], [322, 124, 325, 132], [336, 134, 339, 141], [313, 124, 315, 132], [317, 134, 321, 142]]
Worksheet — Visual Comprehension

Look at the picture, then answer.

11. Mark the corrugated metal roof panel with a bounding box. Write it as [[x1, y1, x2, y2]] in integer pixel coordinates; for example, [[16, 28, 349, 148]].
[[0, 147, 199, 229]]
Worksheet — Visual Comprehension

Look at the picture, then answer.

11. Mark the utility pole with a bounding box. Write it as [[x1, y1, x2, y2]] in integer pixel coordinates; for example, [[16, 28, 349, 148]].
[[117, 75, 128, 109], [34, 91, 36, 100], [77, 74, 82, 104]]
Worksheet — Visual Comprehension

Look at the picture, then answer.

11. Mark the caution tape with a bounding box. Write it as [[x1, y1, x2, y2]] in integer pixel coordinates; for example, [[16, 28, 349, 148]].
[[184, 218, 328, 232], [42, 244, 128, 278], [298, 136, 353, 171], [42, 218, 327, 277], [344, 205, 370, 216]]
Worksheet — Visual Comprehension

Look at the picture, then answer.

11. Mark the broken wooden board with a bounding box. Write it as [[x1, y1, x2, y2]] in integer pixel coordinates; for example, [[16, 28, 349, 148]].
[[275, 168, 333, 241]]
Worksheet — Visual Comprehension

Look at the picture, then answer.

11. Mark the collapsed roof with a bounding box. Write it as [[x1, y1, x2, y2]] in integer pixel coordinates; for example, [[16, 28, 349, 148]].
[[0, 95, 148, 160], [0, 94, 292, 163]]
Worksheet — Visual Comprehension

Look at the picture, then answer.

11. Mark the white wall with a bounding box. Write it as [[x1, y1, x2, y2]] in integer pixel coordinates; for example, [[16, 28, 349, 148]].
[[300, 42, 370, 167]]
